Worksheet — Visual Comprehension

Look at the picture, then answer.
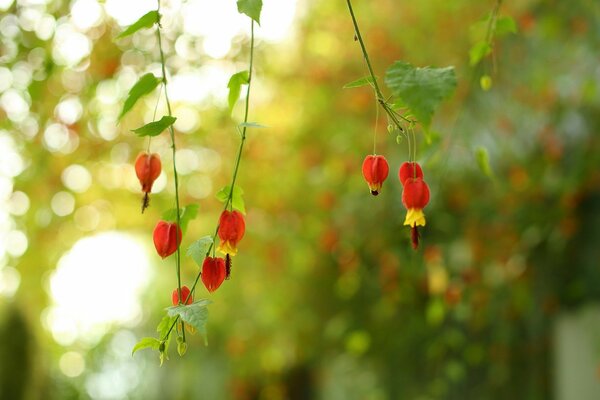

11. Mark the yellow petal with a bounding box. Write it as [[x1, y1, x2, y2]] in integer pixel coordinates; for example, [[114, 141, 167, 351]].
[[404, 208, 426, 227], [218, 240, 238, 256]]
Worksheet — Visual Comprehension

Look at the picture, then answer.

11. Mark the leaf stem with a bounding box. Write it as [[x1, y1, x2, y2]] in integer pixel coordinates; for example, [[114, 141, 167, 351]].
[[156, 1, 183, 316], [345, 0, 413, 133]]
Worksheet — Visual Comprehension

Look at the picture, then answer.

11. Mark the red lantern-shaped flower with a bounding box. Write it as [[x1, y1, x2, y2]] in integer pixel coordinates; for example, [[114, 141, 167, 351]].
[[202, 257, 226, 293], [172, 285, 193, 305], [217, 210, 245, 256], [402, 177, 430, 250], [153, 220, 182, 258], [135, 152, 161, 213], [402, 177, 430, 227], [398, 162, 423, 186], [362, 155, 389, 196]]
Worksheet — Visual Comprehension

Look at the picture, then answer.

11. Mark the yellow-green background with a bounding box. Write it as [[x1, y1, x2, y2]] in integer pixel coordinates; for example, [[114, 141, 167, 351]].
[[1, 0, 600, 399]]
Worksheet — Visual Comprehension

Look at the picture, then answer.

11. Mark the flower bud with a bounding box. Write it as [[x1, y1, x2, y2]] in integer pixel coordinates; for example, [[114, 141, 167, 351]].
[[217, 210, 245, 256], [202, 257, 226, 293], [153, 221, 182, 258], [398, 162, 423, 186], [135, 152, 161, 212], [362, 155, 389, 196], [172, 285, 193, 305]]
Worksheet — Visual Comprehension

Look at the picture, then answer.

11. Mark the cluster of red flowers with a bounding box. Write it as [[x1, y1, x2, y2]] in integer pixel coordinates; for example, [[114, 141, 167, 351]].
[[135, 152, 246, 306], [362, 155, 430, 249]]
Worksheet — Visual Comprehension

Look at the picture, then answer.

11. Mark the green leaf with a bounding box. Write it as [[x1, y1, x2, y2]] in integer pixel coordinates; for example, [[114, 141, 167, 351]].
[[162, 204, 199, 234], [238, 122, 267, 129], [131, 115, 177, 137], [156, 314, 176, 337], [384, 61, 457, 129], [227, 71, 249, 113], [116, 10, 159, 39], [119, 73, 161, 120], [475, 146, 494, 178], [469, 41, 492, 66], [343, 75, 377, 89], [167, 300, 213, 345], [495, 16, 517, 36], [187, 236, 213, 266], [132, 337, 161, 356], [215, 185, 246, 214], [237, 0, 262, 24], [155, 314, 176, 365]]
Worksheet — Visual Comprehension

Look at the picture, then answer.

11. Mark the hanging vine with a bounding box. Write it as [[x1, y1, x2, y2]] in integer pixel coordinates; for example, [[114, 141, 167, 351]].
[[345, 0, 456, 249], [117, 0, 263, 363]]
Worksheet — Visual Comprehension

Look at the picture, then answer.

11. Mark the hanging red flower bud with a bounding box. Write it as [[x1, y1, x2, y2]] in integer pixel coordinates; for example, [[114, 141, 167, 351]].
[[172, 285, 193, 305], [217, 210, 245, 256], [398, 162, 423, 186], [362, 155, 389, 196], [135, 152, 161, 213], [153, 220, 182, 259], [202, 257, 226, 293], [402, 177, 430, 227]]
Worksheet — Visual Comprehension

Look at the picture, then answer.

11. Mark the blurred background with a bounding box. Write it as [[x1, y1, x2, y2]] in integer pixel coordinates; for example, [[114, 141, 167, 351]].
[[1, 0, 600, 399]]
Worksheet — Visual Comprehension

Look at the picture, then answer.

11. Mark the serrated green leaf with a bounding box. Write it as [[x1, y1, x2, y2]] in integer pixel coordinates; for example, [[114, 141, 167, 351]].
[[162, 204, 199, 234], [237, 0, 262, 24], [238, 122, 267, 129], [227, 71, 249, 113], [469, 41, 492, 66], [384, 61, 457, 129], [116, 10, 159, 40], [187, 236, 213, 266], [343, 75, 377, 89], [215, 185, 246, 214], [132, 337, 161, 356], [495, 16, 517, 36], [119, 73, 161, 120], [167, 300, 212, 345], [131, 115, 176, 137], [475, 146, 494, 178]]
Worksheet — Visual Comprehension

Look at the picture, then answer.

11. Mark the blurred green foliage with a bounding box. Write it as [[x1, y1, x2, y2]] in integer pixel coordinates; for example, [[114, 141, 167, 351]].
[[1, 0, 600, 399]]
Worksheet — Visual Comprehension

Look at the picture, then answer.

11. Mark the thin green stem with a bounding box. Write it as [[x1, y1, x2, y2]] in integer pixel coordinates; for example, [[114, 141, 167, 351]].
[[485, 0, 503, 75], [162, 20, 256, 343], [147, 84, 163, 153], [373, 97, 379, 154], [345, 0, 412, 131], [156, 1, 183, 314], [205, 20, 255, 257]]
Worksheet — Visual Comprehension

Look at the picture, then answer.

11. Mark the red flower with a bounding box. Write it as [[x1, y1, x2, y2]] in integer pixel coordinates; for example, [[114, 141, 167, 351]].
[[402, 177, 430, 250], [172, 285, 193, 305], [202, 257, 226, 293], [153, 221, 182, 258], [402, 177, 430, 227], [217, 210, 245, 256], [362, 155, 389, 196], [135, 152, 161, 212], [398, 162, 423, 186]]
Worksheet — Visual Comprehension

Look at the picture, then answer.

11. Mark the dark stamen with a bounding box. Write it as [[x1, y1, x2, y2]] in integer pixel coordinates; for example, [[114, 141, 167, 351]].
[[411, 225, 420, 250], [225, 254, 232, 280], [141, 192, 150, 213]]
